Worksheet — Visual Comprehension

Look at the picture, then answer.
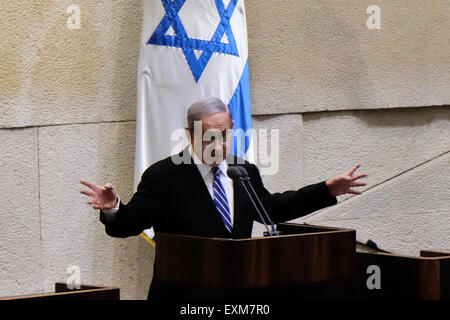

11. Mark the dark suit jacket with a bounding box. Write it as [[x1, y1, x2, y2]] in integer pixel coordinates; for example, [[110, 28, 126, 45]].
[[100, 148, 337, 299], [100, 149, 337, 240]]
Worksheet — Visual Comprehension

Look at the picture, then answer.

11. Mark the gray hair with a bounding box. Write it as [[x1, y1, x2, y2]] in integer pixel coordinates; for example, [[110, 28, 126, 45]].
[[187, 97, 232, 129]]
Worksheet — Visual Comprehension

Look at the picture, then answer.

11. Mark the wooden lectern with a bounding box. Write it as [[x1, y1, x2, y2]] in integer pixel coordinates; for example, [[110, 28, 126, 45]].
[[150, 223, 356, 299]]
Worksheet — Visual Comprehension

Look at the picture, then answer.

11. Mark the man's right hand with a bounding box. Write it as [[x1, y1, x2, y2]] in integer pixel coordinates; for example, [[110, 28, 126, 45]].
[[80, 180, 118, 210]]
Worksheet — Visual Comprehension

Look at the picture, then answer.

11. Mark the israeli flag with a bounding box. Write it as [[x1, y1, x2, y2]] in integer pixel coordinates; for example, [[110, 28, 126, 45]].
[[135, 0, 252, 243]]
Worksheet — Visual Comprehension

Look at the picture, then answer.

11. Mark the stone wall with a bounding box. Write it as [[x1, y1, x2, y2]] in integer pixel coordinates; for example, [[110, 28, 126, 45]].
[[1, 0, 449, 299]]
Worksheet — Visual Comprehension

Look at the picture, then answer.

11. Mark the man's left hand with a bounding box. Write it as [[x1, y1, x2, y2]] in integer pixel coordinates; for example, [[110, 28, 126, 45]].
[[326, 164, 367, 196]]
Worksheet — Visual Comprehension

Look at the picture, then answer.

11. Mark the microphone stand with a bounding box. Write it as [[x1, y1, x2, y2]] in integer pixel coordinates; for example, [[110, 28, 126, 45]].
[[243, 179, 280, 236], [235, 174, 280, 237]]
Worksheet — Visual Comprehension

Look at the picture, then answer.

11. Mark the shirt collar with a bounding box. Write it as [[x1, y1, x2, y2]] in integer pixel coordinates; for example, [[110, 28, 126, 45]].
[[188, 145, 229, 179]]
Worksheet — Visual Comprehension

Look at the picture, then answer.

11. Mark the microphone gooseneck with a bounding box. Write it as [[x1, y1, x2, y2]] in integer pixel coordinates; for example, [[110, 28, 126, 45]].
[[226, 166, 280, 237]]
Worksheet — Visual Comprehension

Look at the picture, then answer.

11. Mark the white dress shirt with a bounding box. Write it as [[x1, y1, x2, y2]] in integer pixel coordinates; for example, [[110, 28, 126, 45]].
[[103, 147, 235, 226], [188, 147, 235, 225]]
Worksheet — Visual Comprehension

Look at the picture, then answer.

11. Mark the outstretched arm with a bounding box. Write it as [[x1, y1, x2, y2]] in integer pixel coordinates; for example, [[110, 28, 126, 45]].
[[80, 168, 162, 237], [248, 163, 367, 224]]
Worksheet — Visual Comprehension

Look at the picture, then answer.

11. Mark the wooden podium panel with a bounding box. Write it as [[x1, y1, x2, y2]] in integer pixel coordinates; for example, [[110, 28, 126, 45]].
[[356, 251, 450, 300], [421, 250, 450, 300], [152, 223, 356, 299]]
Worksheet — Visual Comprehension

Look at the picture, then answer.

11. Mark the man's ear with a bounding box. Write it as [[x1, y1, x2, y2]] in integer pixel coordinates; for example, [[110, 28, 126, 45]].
[[231, 120, 235, 129], [185, 128, 193, 142]]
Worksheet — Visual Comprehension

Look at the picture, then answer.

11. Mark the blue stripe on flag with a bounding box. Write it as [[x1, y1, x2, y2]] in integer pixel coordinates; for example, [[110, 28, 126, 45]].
[[228, 60, 252, 158]]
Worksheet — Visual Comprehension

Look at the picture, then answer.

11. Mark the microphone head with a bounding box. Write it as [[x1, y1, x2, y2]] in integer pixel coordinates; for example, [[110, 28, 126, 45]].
[[227, 166, 243, 180], [237, 166, 249, 177], [366, 239, 379, 251]]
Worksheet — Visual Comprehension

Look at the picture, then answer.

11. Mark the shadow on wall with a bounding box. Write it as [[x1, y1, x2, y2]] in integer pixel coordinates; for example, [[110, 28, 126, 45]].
[[355, 105, 450, 129], [304, 105, 450, 129]]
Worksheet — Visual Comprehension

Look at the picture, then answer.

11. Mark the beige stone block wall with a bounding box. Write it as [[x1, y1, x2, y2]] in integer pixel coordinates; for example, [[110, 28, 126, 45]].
[[302, 106, 450, 200], [251, 114, 304, 236], [247, 0, 450, 114], [38, 122, 153, 300], [0, 0, 151, 299], [301, 151, 450, 256], [252, 114, 304, 189], [0, 0, 143, 128], [0, 128, 42, 297], [1, 0, 449, 299]]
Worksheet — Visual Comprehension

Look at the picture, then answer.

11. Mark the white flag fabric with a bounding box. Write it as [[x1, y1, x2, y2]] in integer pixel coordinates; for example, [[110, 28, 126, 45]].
[[135, 0, 252, 243]]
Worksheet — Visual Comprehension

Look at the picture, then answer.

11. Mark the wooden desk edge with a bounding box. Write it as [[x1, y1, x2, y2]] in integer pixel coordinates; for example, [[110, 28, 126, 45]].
[[1, 286, 120, 300]]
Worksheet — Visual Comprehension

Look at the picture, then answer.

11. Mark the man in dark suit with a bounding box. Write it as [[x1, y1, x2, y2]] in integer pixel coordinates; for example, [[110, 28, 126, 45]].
[[80, 97, 367, 298]]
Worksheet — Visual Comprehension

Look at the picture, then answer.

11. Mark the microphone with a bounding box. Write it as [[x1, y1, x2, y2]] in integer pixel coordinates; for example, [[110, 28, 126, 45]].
[[356, 239, 391, 254], [366, 239, 391, 254], [227, 166, 280, 237], [226, 166, 246, 180]]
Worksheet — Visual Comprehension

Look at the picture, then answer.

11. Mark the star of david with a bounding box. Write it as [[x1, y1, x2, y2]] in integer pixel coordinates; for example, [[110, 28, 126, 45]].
[[147, 0, 240, 82]]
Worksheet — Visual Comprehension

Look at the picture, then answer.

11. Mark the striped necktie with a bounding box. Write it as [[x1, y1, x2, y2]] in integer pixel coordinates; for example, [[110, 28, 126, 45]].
[[211, 166, 232, 232]]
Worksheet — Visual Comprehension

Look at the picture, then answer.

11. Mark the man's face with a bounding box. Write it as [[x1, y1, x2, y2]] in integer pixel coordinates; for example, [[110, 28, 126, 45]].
[[188, 112, 234, 166]]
